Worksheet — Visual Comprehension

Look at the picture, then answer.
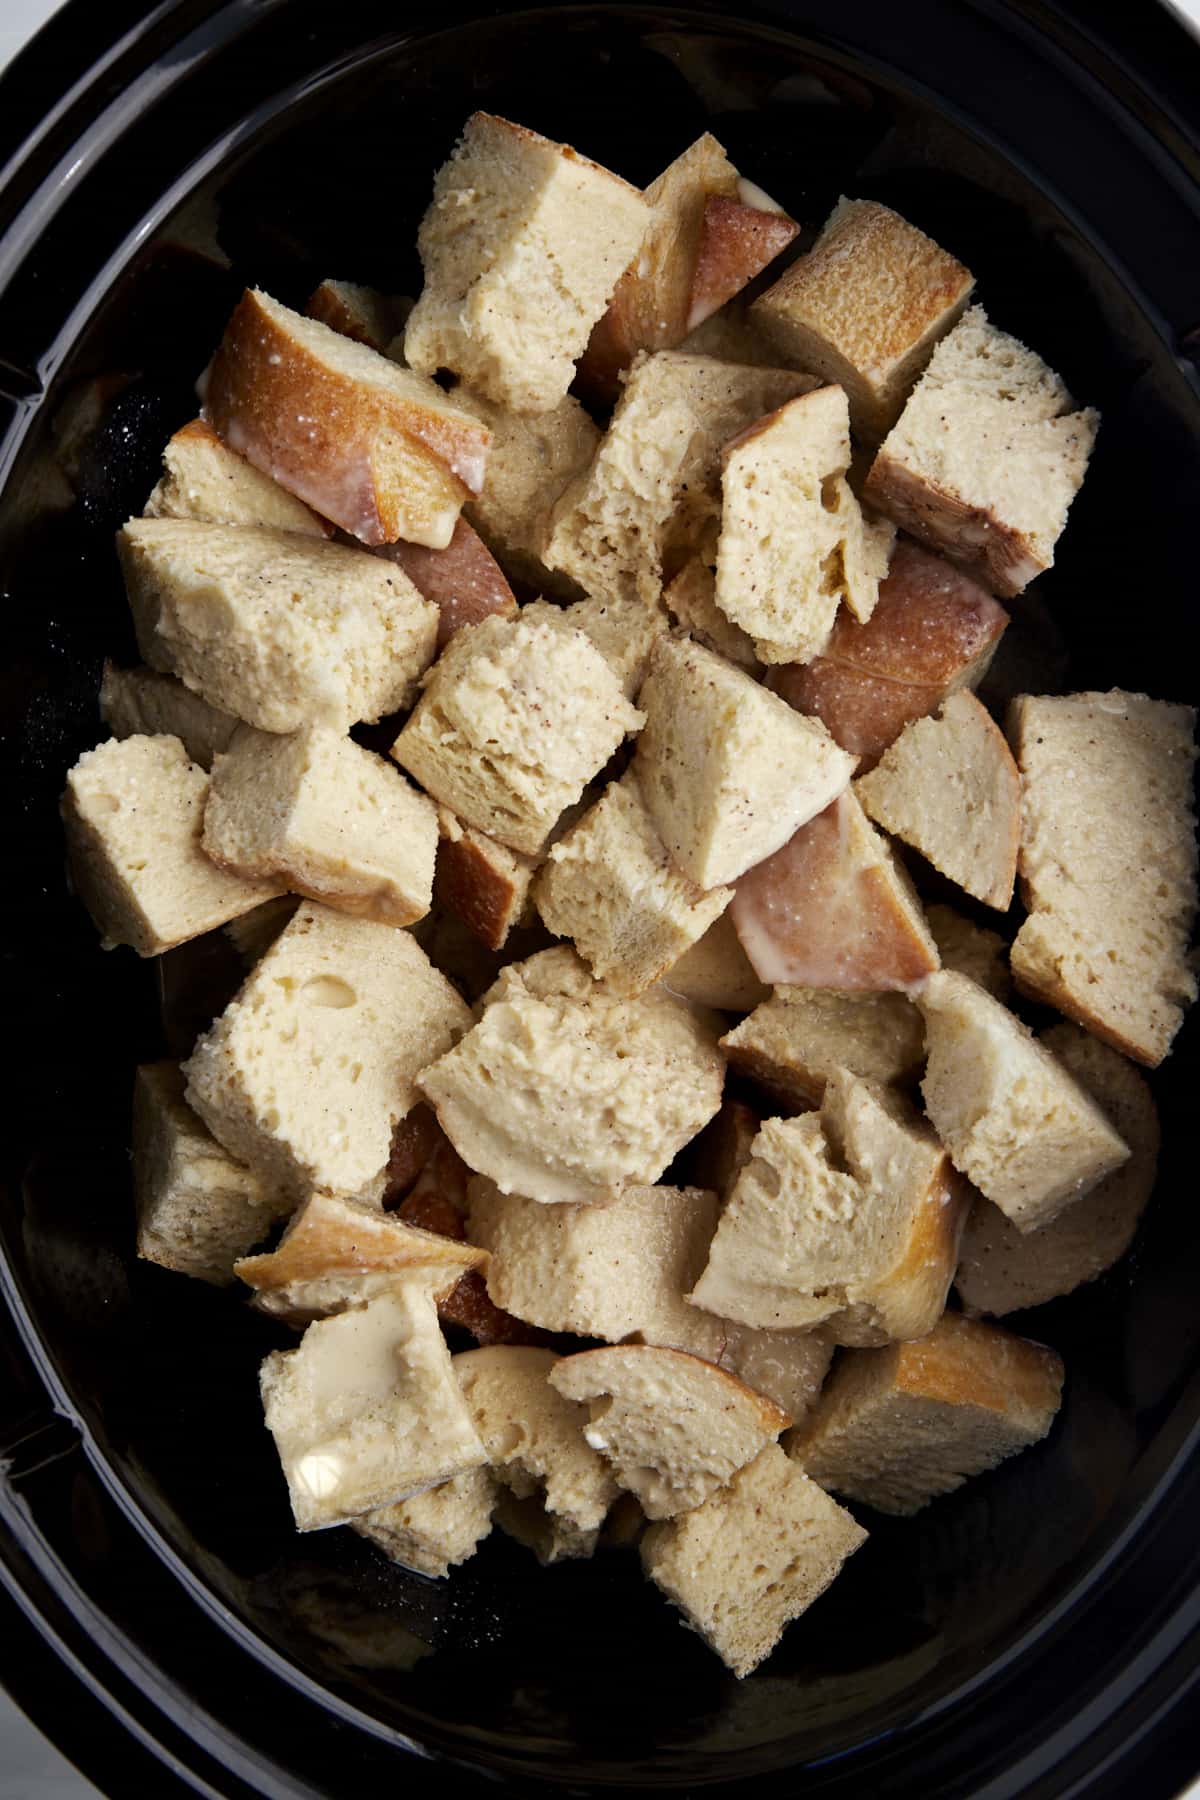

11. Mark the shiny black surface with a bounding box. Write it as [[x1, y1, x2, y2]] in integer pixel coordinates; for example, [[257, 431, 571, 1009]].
[[1, 2, 1200, 1793]]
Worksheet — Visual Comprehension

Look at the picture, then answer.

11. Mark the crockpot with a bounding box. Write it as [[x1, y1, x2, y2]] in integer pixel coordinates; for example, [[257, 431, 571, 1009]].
[[2, 2, 1199, 1794]]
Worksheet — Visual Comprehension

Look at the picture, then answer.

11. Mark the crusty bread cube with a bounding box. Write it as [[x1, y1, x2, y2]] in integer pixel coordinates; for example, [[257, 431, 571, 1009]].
[[184, 900, 472, 1202], [863, 307, 1099, 595], [144, 417, 329, 536], [549, 1345, 788, 1519], [769, 539, 1009, 769], [260, 1283, 487, 1530], [133, 1062, 289, 1285], [689, 190, 801, 333], [918, 970, 1130, 1230], [119, 519, 438, 734], [660, 911, 770, 1012], [377, 516, 517, 653], [641, 1443, 866, 1677], [354, 1466, 495, 1578], [715, 386, 885, 665], [392, 612, 642, 856], [926, 904, 1011, 1000], [856, 689, 1021, 910], [206, 288, 491, 547], [1008, 691, 1197, 1066], [100, 661, 239, 771], [534, 771, 733, 995], [690, 1073, 969, 1343], [752, 197, 974, 441], [789, 1312, 1064, 1515], [635, 635, 855, 888], [663, 557, 761, 673], [203, 724, 438, 928], [454, 1346, 618, 1562], [418, 946, 723, 1205], [305, 279, 408, 353], [956, 1023, 1160, 1316], [721, 987, 925, 1107], [433, 807, 536, 952], [235, 1189, 486, 1326], [543, 352, 816, 605], [62, 734, 281, 956], [730, 790, 940, 990]]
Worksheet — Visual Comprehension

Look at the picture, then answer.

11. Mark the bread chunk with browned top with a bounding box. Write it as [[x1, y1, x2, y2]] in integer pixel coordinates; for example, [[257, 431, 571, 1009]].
[[433, 808, 536, 952], [378, 516, 517, 652], [721, 987, 925, 1107]]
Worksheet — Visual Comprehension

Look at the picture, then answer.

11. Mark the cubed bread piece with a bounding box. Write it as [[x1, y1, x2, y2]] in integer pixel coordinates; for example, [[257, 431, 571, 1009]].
[[863, 307, 1099, 595], [715, 386, 883, 665], [133, 1062, 289, 1285], [377, 516, 517, 652], [661, 911, 770, 1011], [731, 790, 940, 990], [62, 734, 281, 956], [119, 518, 438, 734], [918, 970, 1130, 1230], [556, 592, 671, 701], [1008, 691, 1198, 1066], [856, 690, 1021, 909], [663, 557, 761, 672], [403, 114, 650, 413], [206, 288, 491, 547], [419, 946, 723, 1205], [690, 1073, 969, 1342], [260, 1283, 487, 1530], [467, 1177, 831, 1420], [235, 1189, 487, 1326], [789, 1312, 1064, 1515], [543, 352, 816, 605], [203, 724, 438, 928], [683, 1098, 761, 1199], [184, 901, 472, 1202], [926, 904, 1011, 1000], [721, 987, 925, 1106], [956, 1023, 1160, 1315], [769, 539, 1008, 769], [752, 198, 974, 441], [354, 1466, 495, 1578], [454, 1346, 618, 1562], [550, 1345, 788, 1519], [305, 280, 409, 353], [635, 635, 855, 888], [535, 771, 733, 995], [434, 807, 536, 952], [144, 417, 329, 537], [642, 1443, 866, 1677], [100, 662, 240, 771], [392, 613, 642, 856], [580, 134, 798, 398]]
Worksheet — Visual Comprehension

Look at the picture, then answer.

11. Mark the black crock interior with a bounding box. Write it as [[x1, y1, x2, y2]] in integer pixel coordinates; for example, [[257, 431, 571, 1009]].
[[2, 3, 1200, 1795]]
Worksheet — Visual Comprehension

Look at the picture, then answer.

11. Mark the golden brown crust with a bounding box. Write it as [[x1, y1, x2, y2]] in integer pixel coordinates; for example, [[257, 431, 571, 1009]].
[[434, 816, 535, 952], [864, 451, 1043, 599], [235, 1194, 485, 1294], [380, 516, 517, 652], [895, 1311, 1063, 1416], [557, 1342, 792, 1435], [687, 195, 800, 332], [380, 1104, 441, 1207], [838, 1164, 971, 1346]]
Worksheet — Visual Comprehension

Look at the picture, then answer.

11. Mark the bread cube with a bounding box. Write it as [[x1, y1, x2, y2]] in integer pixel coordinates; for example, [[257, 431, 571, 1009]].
[[62, 734, 281, 956], [641, 1444, 866, 1677], [305, 279, 408, 353], [550, 1345, 788, 1519], [554, 592, 671, 700], [721, 987, 925, 1107], [689, 189, 801, 333], [260, 1283, 487, 1530], [863, 307, 1099, 595], [691, 1073, 969, 1342], [635, 635, 855, 889], [660, 911, 770, 1012], [856, 689, 1021, 909], [790, 1312, 1064, 1515], [664, 558, 761, 673], [544, 351, 816, 605], [207, 288, 491, 547], [1009, 690, 1198, 1066], [730, 790, 940, 990], [715, 386, 885, 665], [769, 539, 1009, 768], [100, 661, 239, 771], [184, 900, 472, 1202], [752, 197, 974, 441], [133, 1062, 289, 1285], [403, 113, 651, 414], [143, 416, 328, 538], [957, 1024, 1160, 1316], [418, 946, 723, 1205], [918, 970, 1130, 1230], [119, 519, 438, 734], [392, 613, 642, 856], [203, 724, 438, 929], [355, 1466, 495, 1578], [535, 771, 733, 995], [926, 904, 1011, 1000], [378, 516, 517, 653], [434, 807, 536, 952]]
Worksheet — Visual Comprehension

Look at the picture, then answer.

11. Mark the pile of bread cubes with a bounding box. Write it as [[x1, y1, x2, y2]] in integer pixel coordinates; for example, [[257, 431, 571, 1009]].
[[60, 114, 1196, 1680]]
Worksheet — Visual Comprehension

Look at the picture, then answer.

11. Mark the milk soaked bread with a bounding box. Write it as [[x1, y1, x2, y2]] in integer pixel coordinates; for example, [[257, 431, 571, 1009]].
[[721, 987, 925, 1107], [664, 557, 762, 673], [144, 417, 329, 536], [100, 662, 240, 771], [354, 1467, 495, 1578], [926, 904, 1011, 1000]]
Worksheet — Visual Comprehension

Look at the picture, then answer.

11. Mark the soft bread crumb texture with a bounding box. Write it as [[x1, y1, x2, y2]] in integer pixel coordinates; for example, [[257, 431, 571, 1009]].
[[721, 986, 925, 1107], [101, 661, 240, 771], [355, 1465, 495, 1578], [664, 557, 762, 673], [144, 416, 329, 537], [926, 903, 1011, 1000]]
